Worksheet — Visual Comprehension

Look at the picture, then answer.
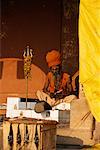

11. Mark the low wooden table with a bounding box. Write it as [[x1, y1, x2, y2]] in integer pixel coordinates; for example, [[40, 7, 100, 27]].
[[3, 118, 57, 150]]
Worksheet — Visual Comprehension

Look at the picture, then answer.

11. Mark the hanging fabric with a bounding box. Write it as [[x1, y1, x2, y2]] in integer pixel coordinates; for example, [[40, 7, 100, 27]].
[[79, 0, 100, 121]]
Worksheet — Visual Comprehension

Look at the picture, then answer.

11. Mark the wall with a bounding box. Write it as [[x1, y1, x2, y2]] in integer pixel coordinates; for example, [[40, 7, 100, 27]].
[[1, 0, 61, 73], [61, 0, 79, 75], [1, 0, 79, 75]]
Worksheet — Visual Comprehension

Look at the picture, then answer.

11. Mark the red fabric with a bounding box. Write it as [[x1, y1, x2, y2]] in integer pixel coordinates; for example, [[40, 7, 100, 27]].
[[44, 72, 70, 93]]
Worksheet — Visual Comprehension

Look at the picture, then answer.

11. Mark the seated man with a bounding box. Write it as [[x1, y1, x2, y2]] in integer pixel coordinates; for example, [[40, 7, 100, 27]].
[[35, 50, 76, 112]]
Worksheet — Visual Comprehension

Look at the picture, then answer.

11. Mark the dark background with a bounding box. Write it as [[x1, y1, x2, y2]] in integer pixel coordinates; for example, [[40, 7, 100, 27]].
[[0, 0, 79, 75]]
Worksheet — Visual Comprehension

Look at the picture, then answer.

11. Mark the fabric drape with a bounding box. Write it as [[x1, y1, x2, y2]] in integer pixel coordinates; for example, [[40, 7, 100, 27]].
[[79, 0, 100, 121]]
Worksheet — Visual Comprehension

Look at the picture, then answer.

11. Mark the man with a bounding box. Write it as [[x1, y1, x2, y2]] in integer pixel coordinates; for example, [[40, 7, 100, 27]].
[[35, 50, 76, 112]]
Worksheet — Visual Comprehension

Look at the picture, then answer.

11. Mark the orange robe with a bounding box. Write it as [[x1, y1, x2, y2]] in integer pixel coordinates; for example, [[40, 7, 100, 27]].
[[43, 72, 72, 97]]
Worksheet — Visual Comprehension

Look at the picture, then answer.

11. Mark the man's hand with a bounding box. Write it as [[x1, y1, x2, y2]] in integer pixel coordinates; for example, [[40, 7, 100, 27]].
[[50, 93, 55, 98], [51, 98, 56, 106]]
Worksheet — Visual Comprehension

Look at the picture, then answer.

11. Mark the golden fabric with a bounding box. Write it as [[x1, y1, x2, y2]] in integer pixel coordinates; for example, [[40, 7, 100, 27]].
[[79, 0, 100, 121]]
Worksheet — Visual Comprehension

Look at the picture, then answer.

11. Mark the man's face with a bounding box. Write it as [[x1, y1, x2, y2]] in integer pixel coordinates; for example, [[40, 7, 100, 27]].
[[51, 65, 60, 75]]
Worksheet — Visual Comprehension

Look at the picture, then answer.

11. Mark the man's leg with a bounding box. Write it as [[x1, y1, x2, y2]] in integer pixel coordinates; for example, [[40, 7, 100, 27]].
[[35, 90, 53, 113], [36, 90, 55, 106], [63, 95, 77, 103], [52, 95, 77, 107]]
